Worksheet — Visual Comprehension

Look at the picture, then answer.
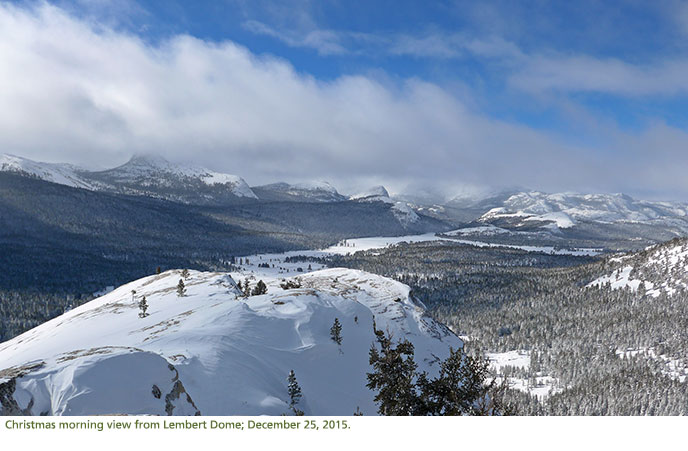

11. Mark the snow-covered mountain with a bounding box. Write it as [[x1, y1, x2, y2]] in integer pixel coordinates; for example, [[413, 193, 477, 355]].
[[475, 191, 688, 231], [0, 153, 257, 204], [0, 154, 96, 190], [350, 185, 390, 201], [95, 155, 254, 193], [0, 153, 348, 205], [7, 153, 688, 245], [350, 185, 419, 225], [85, 154, 258, 202], [251, 181, 346, 203], [0, 268, 461, 416]]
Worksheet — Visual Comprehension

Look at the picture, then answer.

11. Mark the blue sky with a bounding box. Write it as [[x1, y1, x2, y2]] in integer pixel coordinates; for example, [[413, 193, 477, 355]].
[[56, 0, 688, 127], [3, 0, 688, 199]]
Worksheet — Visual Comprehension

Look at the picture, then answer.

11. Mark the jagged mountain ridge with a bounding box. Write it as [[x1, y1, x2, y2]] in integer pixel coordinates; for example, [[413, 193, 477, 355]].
[[4, 153, 688, 250], [5, 153, 688, 229], [0, 268, 461, 415], [0, 154, 435, 233], [1, 153, 417, 212]]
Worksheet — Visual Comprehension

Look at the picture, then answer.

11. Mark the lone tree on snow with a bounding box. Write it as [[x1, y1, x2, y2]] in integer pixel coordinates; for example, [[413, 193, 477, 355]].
[[181, 269, 190, 280], [287, 370, 304, 416], [138, 296, 149, 318], [330, 318, 342, 345], [177, 279, 186, 297]]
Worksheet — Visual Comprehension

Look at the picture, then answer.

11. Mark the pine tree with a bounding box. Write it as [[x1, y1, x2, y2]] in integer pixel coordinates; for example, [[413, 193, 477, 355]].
[[366, 329, 419, 415], [138, 295, 149, 318], [287, 370, 303, 415], [330, 318, 342, 345], [251, 280, 268, 296], [242, 278, 251, 297], [177, 279, 186, 297], [181, 269, 190, 280], [366, 328, 505, 416], [416, 348, 497, 415]]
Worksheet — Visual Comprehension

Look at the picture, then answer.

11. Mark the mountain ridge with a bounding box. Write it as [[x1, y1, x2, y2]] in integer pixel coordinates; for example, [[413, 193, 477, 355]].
[[1, 153, 258, 205]]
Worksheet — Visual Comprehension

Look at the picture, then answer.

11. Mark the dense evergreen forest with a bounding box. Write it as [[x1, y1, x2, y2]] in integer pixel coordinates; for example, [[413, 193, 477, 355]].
[[311, 239, 688, 415]]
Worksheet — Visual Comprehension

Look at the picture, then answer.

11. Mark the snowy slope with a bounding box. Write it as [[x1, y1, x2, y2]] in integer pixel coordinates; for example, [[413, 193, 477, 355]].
[[0, 268, 461, 416], [90, 155, 257, 199], [477, 191, 688, 230], [350, 185, 419, 225], [390, 201, 420, 225], [0, 154, 257, 200], [588, 238, 688, 297], [0, 154, 96, 190]]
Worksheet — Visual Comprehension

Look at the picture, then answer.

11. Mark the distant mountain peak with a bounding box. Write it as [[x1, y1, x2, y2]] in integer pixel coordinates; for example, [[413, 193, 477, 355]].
[[124, 153, 176, 170], [348, 185, 420, 225], [1, 153, 258, 201], [476, 190, 688, 231], [351, 185, 390, 200], [292, 180, 338, 194], [252, 180, 345, 202], [0, 153, 95, 189], [96, 154, 258, 200]]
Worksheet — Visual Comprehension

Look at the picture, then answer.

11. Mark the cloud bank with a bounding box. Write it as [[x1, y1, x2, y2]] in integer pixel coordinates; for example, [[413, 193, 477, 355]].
[[1, 3, 688, 199]]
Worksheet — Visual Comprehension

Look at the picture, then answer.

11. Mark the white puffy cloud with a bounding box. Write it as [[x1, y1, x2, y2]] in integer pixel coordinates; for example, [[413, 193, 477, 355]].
[[1, 3, 688, 199]]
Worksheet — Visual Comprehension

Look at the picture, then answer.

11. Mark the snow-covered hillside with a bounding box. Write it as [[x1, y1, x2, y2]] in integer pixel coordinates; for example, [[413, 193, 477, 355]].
[[0, 153, 257, 202], [588, 238, 688, 297], [350, 185, 419, 225], [477, 191, 688, 231], [88, 154, 258, 199], [251, 181, 346, 202], [0, 154, 96, 190], [0, 268, 461, 416]]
